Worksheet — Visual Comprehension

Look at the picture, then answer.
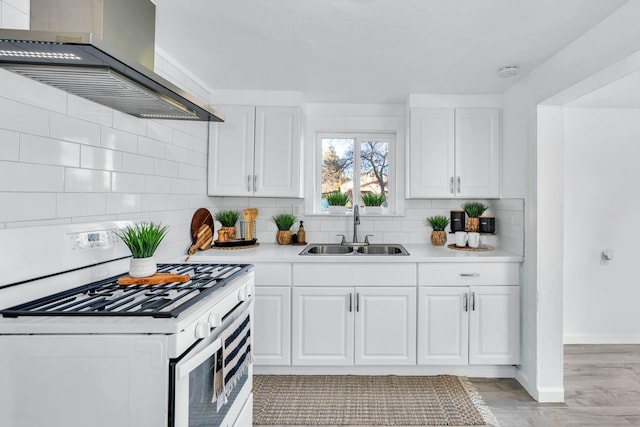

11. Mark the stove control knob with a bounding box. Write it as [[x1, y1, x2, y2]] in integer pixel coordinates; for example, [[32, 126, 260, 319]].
[[194, 321, 211, 339], [208, 312, 222, 327], [238, 286, 248, 302]]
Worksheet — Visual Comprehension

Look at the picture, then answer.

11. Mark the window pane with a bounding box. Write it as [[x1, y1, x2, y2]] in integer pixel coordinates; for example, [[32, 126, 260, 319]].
[[321, 138, 354, 210], [360, 140, 389, 207]]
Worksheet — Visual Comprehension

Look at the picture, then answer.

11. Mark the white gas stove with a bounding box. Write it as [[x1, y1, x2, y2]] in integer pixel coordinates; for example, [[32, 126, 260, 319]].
[[0, 222, 255, 427]]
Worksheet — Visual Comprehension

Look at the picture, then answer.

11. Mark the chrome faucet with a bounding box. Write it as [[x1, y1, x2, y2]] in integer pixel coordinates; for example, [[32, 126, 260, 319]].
[[353, 205, 360, 244]]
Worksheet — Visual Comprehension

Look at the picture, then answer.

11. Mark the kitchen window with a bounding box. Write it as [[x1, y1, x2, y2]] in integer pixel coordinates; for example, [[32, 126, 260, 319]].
[[317, 133, 396, 214]]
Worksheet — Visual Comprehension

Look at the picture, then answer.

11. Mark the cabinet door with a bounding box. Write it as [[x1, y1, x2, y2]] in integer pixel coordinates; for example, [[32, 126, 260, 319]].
[[254, 106, 302, 197], [407, 108, 455, 198], [417, 287, 469, 365], [354, 287, 416, 365], [292, 287, 354, 366], [207, 105, 255, 196], [455, 108, 500, 198], [253, 287, 291, 366], [469, 286, 519, 365]]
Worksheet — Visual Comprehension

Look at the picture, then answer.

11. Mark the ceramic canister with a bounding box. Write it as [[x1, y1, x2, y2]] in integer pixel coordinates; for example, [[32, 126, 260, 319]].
[[450, 210, 465, 232], [479, 216, 496, 233]]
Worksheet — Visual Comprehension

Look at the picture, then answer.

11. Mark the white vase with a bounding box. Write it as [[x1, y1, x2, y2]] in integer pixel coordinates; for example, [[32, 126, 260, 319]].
[[328, 205, 347, 214], [129, 256, 157, 278]]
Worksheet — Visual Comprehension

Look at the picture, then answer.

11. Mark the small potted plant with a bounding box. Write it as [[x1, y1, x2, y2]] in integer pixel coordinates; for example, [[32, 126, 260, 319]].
[[461, 202, 488, 232], [325, 190, 349, 214], [215, 210, 240, 240], [117, 222, 169, 277], [273, 213, 296, 245], [426, 215, 449, 246], [361, 193, 385, 214]]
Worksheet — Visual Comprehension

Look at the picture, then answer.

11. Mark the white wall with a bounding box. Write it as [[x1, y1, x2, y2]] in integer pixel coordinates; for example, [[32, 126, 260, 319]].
[[501, 0, 640, 402], [563, 107, 640, 344]]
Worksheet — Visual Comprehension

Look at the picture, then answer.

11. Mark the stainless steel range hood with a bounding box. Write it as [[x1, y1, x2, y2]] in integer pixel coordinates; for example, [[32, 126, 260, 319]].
[[0, 0, 223, 121]]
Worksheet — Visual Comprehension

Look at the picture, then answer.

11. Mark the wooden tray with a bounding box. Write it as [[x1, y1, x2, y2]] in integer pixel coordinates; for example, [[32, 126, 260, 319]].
[[117, 273, 190, 285], [213, 238, 258, 248], [447, 244, 495, 252], [212, 242, 260, 250]]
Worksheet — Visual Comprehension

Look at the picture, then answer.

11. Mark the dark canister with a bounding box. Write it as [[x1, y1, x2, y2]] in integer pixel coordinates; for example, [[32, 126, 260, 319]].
[[479, 216, 496, 234], [450, 210, 465, 232]]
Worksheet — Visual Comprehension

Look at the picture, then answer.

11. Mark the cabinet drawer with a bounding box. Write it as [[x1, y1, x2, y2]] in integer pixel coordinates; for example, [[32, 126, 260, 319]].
[[293, 263, 416, 287], [418, 263, 518, 286], [254, 263, 291, 286]]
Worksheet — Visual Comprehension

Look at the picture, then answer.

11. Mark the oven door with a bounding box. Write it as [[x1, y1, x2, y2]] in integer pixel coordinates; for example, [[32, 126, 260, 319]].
[[170, 297, 253, 427]]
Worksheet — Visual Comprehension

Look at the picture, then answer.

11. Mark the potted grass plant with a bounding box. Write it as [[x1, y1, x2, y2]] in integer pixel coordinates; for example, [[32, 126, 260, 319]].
[[426, 215, 450, 246], [325, 190, 349, 214], [361, 193, 385, 214], [461, 201, 488, 232], [273, 213, 296, 245], [215, 210, 240, 240], [117, 222, 169, 277]]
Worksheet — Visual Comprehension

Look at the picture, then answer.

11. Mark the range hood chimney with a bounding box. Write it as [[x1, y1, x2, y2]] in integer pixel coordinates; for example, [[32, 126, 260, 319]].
[[0, 0, 223, 121]]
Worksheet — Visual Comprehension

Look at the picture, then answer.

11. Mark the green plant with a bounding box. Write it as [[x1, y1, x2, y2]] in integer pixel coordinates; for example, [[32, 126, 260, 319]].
[[426, 215, 450, 231], [462, 201, 488, 218], [117, 222, 169, 259], [273, 213, 296, 231], [324, 190, 349, 206], [361, 193, 385, 207], [215, 210, 240, 227]]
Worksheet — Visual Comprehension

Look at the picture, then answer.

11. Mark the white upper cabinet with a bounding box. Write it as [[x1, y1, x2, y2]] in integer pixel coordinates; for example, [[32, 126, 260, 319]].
[[208, 105, 302, 197], [408, 108, 500, 198]]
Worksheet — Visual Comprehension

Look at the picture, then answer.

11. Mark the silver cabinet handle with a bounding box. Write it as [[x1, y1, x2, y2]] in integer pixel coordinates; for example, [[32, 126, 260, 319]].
[[349, 293, 353, 312], [471, 292, 476, 311], [356, 293, 360, 312], [253, 175, 258, 192], [460, 273, 479, 277], [456, 176, 461, 193], [463, 293, 468, 312], [450, 177, 454, 194], [247, 175, 251, 192]]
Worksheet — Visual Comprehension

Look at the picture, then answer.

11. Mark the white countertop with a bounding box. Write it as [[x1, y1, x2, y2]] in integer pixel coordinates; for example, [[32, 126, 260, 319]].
[[184, 243, 523, 263]]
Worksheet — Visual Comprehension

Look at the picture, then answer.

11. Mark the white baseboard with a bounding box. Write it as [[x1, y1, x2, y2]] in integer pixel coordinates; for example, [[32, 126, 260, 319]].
[[563, 334, 640, 344], [515, 370, 565, 402], [255, 365, 517, 377]]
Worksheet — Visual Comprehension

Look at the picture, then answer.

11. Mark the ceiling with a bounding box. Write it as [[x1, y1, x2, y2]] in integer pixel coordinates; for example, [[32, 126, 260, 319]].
[[153, 0, 628, 104], [567, 70, 640, 108]]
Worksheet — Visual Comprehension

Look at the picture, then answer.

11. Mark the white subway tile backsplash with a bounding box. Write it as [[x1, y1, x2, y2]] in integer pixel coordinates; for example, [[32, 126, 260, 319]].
[[138, 136, 166, 158], [171, 178, 205, 194], [80, 145, 122, 171], [172, 129, 194, 150], [113, 111, 147, 136], [146, 121, 173, 143], [106, 193, 142, 214], [64, 168, 111, 192], [0, 70, 66, 113], [0, 129, 19, 160], [0, 161, 64, 191], [0, 192, 57, 222], [154, 158, 179, 177], [101, 127, 138, 153], [67, 95, 113, 126], [112, 172, 146, 193], [122, 153, 154, 175], [20, 134, 80, 167], [146, 175, 172, 194], [178, 163, 206, 181], [71, 214, 118, 224], [0, 96, 49, 136], [50, 113, 101, 146], [5, 218, 70, 229], [57, 193, 106, 218]]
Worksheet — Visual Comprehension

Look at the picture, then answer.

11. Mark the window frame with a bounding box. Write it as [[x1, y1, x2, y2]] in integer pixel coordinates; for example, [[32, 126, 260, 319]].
[[314, 132, 397, 215]]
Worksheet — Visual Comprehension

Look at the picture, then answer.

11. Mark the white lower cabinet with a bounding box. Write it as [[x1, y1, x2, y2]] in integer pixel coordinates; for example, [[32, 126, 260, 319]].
[[292, 287, 416, 366], [253, 286, 291, 365], [417, 285, 519, 365]]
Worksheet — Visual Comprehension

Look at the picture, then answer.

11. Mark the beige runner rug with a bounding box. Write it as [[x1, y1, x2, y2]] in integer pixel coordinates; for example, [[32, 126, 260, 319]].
[[253, 375, 499, 426]]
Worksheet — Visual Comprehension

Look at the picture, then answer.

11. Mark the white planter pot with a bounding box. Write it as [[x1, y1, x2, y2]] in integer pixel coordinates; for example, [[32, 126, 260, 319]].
[[129, 256, 157, 278], [364, 206, 382, 215], [328, 206, 347, 214]]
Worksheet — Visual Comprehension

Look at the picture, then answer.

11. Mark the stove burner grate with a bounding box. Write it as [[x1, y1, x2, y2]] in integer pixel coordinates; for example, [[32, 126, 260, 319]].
[[0, 263, 251, 318]]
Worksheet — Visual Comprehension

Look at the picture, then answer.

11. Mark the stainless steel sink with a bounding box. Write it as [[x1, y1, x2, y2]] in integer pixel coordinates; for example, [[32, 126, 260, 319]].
[[299, 243, 409, 256]]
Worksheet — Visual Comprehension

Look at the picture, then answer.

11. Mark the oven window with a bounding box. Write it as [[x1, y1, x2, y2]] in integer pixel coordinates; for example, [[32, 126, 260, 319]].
[[187, 347, 249, 427]]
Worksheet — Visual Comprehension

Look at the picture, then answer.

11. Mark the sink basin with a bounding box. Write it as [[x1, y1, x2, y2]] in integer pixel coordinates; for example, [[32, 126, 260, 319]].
[[299, 243, 409, 256]]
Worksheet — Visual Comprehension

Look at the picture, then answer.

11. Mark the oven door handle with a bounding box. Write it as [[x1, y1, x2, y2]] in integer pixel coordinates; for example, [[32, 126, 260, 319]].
[[177, 337, 222, 379]]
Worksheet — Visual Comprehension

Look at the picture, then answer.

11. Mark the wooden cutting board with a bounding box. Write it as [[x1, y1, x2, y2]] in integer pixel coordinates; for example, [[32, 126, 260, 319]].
[[190, 208, 213, 243], [117, 273, 190, 285]]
